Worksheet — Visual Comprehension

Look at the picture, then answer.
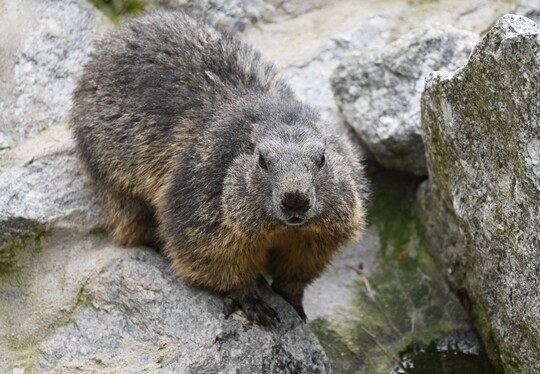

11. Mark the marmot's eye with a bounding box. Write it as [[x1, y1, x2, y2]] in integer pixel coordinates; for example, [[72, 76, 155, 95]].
[[318, 154, 326, 168], [258, 153, 268, 170]]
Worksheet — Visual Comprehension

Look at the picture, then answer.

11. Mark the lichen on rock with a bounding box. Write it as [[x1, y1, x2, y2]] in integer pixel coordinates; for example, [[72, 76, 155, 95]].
[[419, 14, 540, 373]]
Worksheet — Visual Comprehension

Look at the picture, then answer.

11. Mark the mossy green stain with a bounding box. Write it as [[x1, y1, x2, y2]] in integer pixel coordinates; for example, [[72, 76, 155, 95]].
[[311, 318, 364, 373], [409, 0, 439, 5], [89, 0, 146, 22], [0, 228, 50, 276], [8, 340, 39, 372]]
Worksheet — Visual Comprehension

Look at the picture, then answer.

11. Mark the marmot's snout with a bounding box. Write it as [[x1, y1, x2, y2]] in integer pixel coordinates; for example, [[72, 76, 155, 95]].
[[281, 191, 311, 226]]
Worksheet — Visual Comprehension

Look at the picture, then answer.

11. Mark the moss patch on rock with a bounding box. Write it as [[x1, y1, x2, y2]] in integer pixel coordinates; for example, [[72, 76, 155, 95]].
[[0, 219, 50, 276], [89, 0, 146, 22]]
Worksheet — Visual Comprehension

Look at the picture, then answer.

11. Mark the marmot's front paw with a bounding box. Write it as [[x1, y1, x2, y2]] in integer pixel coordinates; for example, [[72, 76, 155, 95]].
[[271, 282, 307, 322], [223, 295, 280, 327], [288, 303, 307, 323]]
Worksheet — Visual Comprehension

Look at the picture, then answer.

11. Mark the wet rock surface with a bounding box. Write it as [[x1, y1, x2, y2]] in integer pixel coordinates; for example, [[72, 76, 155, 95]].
[[419, 14, 540, 373], [307, 170, 486, 374], [393, 330, 494, 373], [332, 26, 478, 175]]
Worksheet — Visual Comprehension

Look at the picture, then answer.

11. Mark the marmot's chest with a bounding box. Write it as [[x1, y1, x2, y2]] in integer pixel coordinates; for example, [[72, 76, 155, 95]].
[[266, 228, 316, 253], [262, 226, 331, 279]]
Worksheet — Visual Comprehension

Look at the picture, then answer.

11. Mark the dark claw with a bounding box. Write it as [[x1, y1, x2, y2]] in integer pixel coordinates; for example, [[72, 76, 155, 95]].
[[256, 275, 270, 288], [271, 282, 306, 322], [223, 297, 240, 319], [223, 295, 280, 327], [243, 297, 280, 327], [293, 304, 307, 323]]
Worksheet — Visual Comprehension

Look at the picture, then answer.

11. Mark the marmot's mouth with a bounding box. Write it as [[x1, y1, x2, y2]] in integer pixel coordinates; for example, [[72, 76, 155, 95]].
[[285, 216, 306, 226]]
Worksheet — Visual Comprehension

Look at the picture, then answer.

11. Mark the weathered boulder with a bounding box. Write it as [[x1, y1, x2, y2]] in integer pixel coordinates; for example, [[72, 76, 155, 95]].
[[418, 14, 540, 373], [0, 124, 104, 242], [0, 0, 109, 149], [33, 248, 330, 373], [332, 26, 478, 175]]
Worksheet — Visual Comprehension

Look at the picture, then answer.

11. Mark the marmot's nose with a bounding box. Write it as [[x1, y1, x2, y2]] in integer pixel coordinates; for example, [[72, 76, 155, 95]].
[[282, 192, 310, 214]]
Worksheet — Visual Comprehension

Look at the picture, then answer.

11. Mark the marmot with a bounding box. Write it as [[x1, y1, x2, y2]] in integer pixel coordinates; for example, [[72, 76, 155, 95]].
[[71, 11, 367, 326]]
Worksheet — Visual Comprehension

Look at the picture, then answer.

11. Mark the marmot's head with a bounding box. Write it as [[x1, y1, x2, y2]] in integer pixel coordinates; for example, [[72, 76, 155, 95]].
[[252, 121, 325, 227], [224, 100, 366, 231]]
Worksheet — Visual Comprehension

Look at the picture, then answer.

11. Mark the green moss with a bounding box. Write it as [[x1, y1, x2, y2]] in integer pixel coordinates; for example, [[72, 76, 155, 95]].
[[91, 357, 107, 368], [0, 226, 50, 276], [471, 297, 507, 374], [75, 289, 89, 310], [8, 340, 39, 371], [89, 0, 146, 22], [311, 318, 364, 373], [88, 227, 108, 237]]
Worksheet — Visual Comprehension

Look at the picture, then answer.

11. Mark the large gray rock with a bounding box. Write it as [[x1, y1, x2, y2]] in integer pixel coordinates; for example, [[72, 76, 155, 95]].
[[282, 16, 392, 133], [1, 227, 330, 372], [332, 25, 478, 175], [34, 248, 330, 373], [419, 15, 540, 373], [0, 123, 104, 243], [0, 0, 109, 149]]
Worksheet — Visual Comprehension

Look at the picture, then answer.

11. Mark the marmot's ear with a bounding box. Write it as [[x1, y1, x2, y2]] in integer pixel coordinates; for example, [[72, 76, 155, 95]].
[[250, 123, 261, 143]]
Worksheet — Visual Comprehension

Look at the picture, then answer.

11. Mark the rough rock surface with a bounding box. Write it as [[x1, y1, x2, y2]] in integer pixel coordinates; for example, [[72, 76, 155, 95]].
[[0, 0, 109, 149], [0, 123, 104, 240], [332, 25, 478, 175], [282, 16, 392, 133], [34, 248, 329, 373], [145, 0, 323, 32], [145, 0, 269, 31], [419, 15, 540, 373]]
